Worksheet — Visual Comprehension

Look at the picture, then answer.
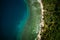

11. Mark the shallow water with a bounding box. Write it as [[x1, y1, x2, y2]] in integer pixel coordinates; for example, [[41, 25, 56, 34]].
[[22, 0, 41, 40]]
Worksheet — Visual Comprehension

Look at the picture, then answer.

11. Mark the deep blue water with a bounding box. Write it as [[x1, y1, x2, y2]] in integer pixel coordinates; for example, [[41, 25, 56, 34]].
[[0, 0, 29, 40]]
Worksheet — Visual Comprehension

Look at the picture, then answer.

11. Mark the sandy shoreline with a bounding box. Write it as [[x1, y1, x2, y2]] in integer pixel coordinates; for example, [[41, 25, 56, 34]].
[[36, 0, 44, 40]]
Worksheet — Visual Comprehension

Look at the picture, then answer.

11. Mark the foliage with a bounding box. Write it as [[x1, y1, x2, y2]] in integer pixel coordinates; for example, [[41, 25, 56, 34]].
[[41, 0, 60, 40]]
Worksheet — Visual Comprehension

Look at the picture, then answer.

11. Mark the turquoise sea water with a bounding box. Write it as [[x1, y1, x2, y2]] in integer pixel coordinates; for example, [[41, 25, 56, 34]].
[[17, 6, 30, 40], [22, 0, 41, 40]]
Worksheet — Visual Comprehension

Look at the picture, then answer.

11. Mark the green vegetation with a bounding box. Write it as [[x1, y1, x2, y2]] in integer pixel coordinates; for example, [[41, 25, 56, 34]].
[[41, 0, 60, 40], [21, 0, 60, 40]]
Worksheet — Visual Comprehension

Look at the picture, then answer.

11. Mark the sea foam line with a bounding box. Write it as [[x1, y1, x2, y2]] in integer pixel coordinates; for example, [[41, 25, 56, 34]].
[[36, 0, 44, 40]]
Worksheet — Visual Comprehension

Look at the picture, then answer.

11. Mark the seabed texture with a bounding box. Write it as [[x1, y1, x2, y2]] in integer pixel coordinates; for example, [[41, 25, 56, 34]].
[[22, 0, 60, 40]]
